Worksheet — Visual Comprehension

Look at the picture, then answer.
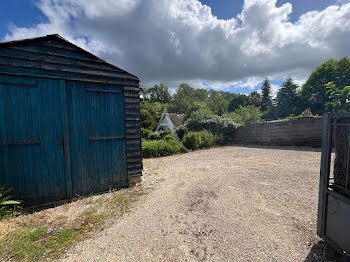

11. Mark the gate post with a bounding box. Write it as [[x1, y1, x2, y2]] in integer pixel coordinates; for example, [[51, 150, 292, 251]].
[[317, 113, 332, 237]]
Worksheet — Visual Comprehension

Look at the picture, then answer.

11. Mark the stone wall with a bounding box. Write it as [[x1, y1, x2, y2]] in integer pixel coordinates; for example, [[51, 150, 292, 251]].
[[234, 117, 323, 147]]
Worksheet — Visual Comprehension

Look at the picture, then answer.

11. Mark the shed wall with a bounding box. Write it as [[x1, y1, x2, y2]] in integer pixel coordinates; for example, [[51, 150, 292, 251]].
[[0, 35, 142, 206]]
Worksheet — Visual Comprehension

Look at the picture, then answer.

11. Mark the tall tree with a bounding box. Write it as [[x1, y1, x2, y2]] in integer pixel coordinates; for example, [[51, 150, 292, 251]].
[[146, 84, 171, 104], [260, 78, 273, 112], [300, 57, 350, 114], [249, 91, 262, 108], [276, 77, 299, 118]]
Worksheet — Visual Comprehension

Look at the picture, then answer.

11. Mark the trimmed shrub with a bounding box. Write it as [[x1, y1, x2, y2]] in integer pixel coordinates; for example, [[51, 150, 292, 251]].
[[182, 131, 215, 150], [223, 105, 262, 126], [147, 130, 171, 140], [175, 125, 188, 140], [142, 135, 181, 158], [186, 116, 238, 139], [141, 128, 152, 138], [140, 109, 157, 131]]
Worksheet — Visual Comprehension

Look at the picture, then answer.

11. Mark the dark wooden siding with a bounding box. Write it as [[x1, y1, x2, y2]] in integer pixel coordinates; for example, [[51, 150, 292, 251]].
[[124, 86, 142, 177], [0, 35, 142, 205]]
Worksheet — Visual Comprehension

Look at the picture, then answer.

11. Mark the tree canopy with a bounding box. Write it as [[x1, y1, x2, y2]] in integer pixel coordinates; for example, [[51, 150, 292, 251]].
[[300, 57, 350, 114], [275, 77, 298, 118], [260, 78, 273, 112]]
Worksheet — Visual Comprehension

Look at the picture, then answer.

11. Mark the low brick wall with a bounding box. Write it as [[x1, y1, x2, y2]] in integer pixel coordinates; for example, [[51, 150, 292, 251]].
[[234, 117, 323, 147]]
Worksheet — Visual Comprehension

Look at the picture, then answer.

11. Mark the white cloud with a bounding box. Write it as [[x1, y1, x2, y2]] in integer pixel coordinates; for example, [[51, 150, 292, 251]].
[[4, 0, 350, 93]]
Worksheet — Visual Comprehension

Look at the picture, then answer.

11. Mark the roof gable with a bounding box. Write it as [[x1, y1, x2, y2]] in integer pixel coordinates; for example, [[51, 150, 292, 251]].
[[0, 34, 138, 81]]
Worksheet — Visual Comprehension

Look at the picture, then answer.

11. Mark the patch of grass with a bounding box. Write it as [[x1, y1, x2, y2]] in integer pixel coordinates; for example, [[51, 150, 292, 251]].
[[0, 206, 107, 261], [0, 185, 148, 261]]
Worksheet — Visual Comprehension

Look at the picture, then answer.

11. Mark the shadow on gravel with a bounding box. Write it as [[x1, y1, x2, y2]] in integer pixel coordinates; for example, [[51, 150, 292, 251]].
[[304, 241, 350, 262], [234, 144, 321, 152]]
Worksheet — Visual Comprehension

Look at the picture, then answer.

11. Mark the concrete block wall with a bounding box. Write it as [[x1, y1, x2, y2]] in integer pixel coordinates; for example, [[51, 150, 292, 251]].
[[234, 117, 323, 147]]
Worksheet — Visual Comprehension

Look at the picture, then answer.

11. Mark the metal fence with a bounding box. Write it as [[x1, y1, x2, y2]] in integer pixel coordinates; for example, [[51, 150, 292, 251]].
[[317, 112, 350, 257]]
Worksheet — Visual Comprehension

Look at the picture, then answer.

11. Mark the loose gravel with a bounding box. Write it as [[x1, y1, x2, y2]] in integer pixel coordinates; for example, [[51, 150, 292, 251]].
[[59, 145, 341, 262]]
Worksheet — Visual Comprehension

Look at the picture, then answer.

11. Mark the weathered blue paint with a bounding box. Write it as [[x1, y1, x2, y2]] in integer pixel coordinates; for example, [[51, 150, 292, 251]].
[[0, 35, 141, 206]]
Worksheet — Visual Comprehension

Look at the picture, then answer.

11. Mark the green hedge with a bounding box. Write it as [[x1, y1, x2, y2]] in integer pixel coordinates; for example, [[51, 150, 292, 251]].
[[147, 130, 171, 140], [185, 116, 238, 142], [142, 135, 181, 158], [141, 128, 152, 138], [182, 131, 215, 150]]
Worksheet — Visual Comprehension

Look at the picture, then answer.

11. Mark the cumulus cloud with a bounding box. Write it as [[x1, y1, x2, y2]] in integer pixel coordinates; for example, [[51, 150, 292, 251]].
[[4, 0, 350, 91]]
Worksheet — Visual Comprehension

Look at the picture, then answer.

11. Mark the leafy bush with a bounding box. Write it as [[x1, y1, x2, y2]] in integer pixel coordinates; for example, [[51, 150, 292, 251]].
[[141, 101, 166, 122], [140, 109, 157, 131], [175, 125, 188, 140], [141, 128, 152, 139], [182, 131, 215, 150], [187, 116, 238, 136], [223, 105, 262, 126], [325, 82, 350, 112], [185, 108, 215, 131], [147, 130, 171, 140], [0, 186, 21, 218], [142, 135, 181, 158]]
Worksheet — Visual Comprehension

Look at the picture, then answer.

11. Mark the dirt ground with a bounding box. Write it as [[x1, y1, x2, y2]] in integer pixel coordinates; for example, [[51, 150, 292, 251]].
[[59, 146, 342, 262]]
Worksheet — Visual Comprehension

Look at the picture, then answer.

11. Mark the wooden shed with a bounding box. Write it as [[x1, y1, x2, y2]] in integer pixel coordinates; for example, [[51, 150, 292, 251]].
[[0, 34, 142, 206]]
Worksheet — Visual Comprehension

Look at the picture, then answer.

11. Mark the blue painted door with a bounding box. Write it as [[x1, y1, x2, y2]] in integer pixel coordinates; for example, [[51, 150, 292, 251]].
[[65, 81, 126, 196], [0, 75, 71, 205]]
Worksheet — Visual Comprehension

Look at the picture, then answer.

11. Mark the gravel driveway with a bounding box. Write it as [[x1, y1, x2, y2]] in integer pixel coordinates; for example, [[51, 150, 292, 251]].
[[60, 146, 339, 262]]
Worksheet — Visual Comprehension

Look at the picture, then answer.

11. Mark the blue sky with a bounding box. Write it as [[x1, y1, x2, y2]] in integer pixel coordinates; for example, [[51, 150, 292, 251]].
[[1, 0, 349, 94], [0, 0, 341, 39], [199, 0, 341, 21]]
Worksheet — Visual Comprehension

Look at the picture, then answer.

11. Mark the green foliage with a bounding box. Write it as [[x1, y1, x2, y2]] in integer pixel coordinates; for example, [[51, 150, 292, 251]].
[[141, 128, 152, 139], [261, 77, 273, 112], [169, 83, 209, 114], [186, 115, 238, 138], [141, 101, 166, 122], [0, 186, 21, 218], [208, 96, 229, 115], [146, 84, 171, 103], [249, 91, 262, 107], [182, 131, 215, 150], [325, 82, 350, 112], [175, 125, 188, 140], [300, 57, 350, 114], [187, 101, 209, 116], [147, 130, 171, 140], [223, 105, 262, 126], [142, 135, 181, 158], [185, 108, 215, 131], [140, 109, 157, 131], [275, 77, 299, 118], [228, 94, 250, 112]]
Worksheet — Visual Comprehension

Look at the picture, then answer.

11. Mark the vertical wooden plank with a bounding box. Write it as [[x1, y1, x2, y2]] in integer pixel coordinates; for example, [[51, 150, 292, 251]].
[[120, 92, 127, 183], [0, 80, 9, 186], [101, 90, 108, 187], [80, 82, 90, 193], [76, 82, 86, 195], [59, 79, 73, 198], [9, 76, 21, 196], [67, 81, 81, 196], [30, 78, 41, 203], [110, 94, 121, 184], [41, 79, 51, 201], [3, 78, 15, 190], [90, 87, 98, 191], [52, 79, 64, 198], [21, 76, 33, 199]]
